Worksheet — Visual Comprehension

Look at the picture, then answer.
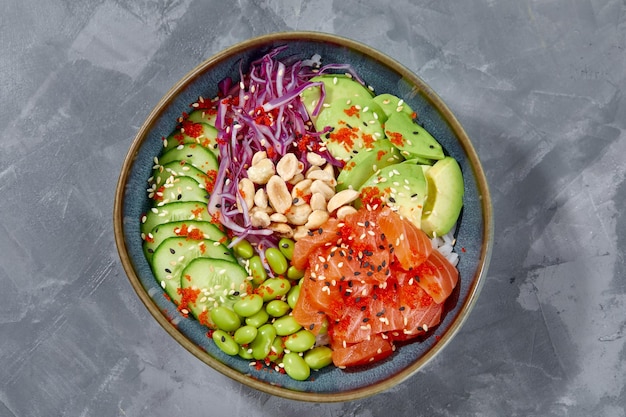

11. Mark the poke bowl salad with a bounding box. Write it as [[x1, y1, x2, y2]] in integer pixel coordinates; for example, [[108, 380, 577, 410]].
[[114, 32, 492, 402]]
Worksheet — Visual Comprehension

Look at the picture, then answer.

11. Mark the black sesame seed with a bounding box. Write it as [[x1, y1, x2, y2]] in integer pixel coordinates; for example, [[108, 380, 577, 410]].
[[399, 306, 406, 311], [381, 233, 386, 241], [309, 323, 315, 330], [389, 197, 396, 203], [170, 248, 176, 254], [165, 268, 172, 273], [360, 305, 367, 311], [363, 317, 370, 323]]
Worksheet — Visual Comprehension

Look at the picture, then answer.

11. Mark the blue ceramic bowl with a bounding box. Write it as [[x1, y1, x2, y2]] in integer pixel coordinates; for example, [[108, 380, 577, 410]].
[[114, 32, 493, 402]]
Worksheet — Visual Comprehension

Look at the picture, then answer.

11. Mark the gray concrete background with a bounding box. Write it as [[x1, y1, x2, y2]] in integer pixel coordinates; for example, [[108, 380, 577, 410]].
[[1, 0, 625, 416]]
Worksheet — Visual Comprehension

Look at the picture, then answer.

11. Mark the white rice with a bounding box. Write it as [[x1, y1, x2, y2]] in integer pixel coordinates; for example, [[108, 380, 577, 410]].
[[431, 226, 459, 267]]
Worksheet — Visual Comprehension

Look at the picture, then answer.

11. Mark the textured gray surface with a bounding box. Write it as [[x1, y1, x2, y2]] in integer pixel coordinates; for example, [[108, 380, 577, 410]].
[[1, 0, 625, 416]]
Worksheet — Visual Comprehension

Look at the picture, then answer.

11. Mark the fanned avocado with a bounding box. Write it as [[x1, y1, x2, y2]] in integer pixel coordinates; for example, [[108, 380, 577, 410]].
[[372, 93, 415, 118], [300, 74, 374, 122], [420, 156, 464, 237], [315, 96, 385, 162], [358, 162, 428, 229], [336, 139, 403, 192], [384, 112, 445, 161]]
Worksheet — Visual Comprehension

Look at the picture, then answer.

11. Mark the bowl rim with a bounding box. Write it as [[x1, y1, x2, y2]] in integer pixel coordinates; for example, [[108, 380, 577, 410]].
[[113, 30, 493, 402]]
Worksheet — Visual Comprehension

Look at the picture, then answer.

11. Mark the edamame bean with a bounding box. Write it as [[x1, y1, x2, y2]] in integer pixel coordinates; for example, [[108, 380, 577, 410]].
[[265, 247, 288, 275], [267, 336, 285, 362], [210, 306, 241, 332], [265, 299, 290, 317], [273, 315, 302, 336], [257, 277, 291, 301], [233, 239, 254, 259], [245, 309, 270, 328], [238, 345, 254, 360], [250, 323, 277, 360], [278, 238, 295, 260], [233, 293, 263, 317], [282, 352, 310, 381], [304, 346, 333, 370], [233, 325, 258, 345], [287, 284, 301, 309], [212, 330, 239, 356], [286, 265, 305, 280], [249, 255, 267, 286], [284, 329, 316, 352]]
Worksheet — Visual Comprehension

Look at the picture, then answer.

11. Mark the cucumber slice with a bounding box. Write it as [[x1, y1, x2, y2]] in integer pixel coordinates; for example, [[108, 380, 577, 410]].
[[140, 201, 209, 236], [180, 258, 251, 324], [187, 108, 218, 127], [157, 143, 218, 175], [163, 122, 219, 157], [151, 161, 215, 192], [150, 176, 209, 205], [143, 220, 227, 262], [152, 237, 236, 304]]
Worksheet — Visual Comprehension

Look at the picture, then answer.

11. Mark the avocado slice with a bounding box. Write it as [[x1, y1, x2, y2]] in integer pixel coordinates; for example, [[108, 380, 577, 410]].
[[384, 112, 445, 161], [358, 162, 428, 229], [300, 74, 374, 122], [372, 93, 414, 118], [315, 96, 385, 162], [336, 139, 403, 192], [420, 156, 464, 237]]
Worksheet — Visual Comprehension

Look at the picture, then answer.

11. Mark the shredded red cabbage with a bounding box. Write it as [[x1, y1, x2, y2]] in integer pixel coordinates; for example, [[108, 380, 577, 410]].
[[204, 47, 365, 252]]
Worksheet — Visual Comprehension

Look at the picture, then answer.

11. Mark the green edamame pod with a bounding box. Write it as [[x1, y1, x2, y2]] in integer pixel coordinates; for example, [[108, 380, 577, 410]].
[[212, 330, 239, 356], [266, 299, 290, 318], [304, 346, 333, 370], [210, 306, 241, 332], [284, 329, 316, 352], [267, 336, 285, 362], [286, 265, 305, 280], [257, 277, 291, 301], [265, 247, 288, 275], [282, 352, 310, 381], [238, 345, 254, 360], [249, 255, 267, 286], [278, 238, 295, 260], [233, 239, 254, 259], [234, 325, 258, 345], [287, 284, 301, 309], [273, 315, 302, 336], [245, 309, 270, 328], [250, 323, 277, 360], [233, 293, 264, 317]]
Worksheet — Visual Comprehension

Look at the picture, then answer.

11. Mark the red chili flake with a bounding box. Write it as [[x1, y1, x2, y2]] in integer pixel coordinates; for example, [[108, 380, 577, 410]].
[[361, 133, 375, 149], [218, 236, 228, 244], [411, 112, 418, 119], [174, 132, 185, 146], [152, 186, 165, 201], [198, 242, 207, 255], [360, 186, 384, 207], [266, 145, 277, 159], [198, 309, 210, 326], [210, 211, 221, 225], [344, 105, 360, 117], [387, 131, 404, 147], [461, 247, 466, 253], [328, 126, 357, 150], [191, 206, 205, 218], [205, 169, 218, 193], [187, 228, 204, 240], [176, 286, 200, 317], [376, 150, 386, 161], [343, 160, 356, 172], [181, 120, 203, 138]]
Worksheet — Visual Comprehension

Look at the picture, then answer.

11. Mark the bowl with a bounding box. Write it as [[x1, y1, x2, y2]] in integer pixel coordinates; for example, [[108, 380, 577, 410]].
[[113, 31, 493, 402]]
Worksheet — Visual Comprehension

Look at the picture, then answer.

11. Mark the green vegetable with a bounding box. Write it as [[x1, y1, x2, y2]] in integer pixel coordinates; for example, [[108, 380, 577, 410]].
[[304, 346, 333, 370], [212, 330, 239, 356], [282, 352, 310, 381], [265, 247, 288, 275]]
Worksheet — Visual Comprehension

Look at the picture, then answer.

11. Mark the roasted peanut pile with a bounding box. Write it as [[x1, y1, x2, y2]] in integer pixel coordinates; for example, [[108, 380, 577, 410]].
[[238, 151, 360, 240]]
